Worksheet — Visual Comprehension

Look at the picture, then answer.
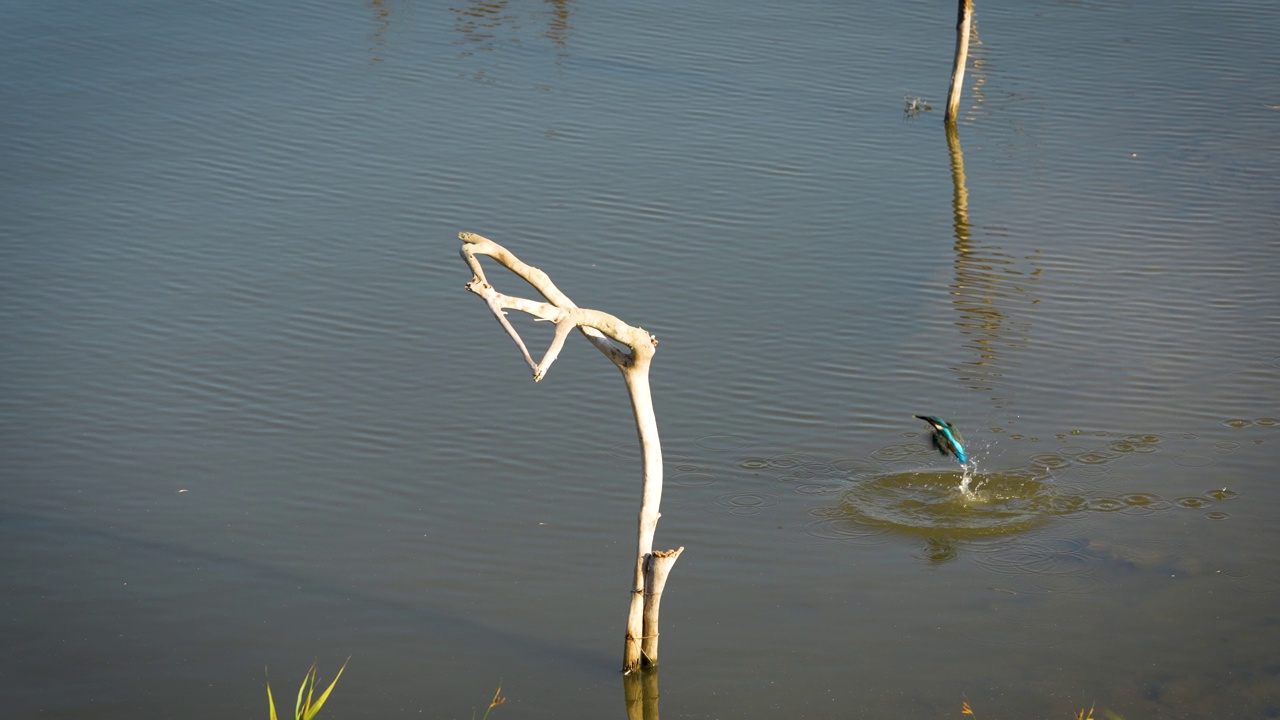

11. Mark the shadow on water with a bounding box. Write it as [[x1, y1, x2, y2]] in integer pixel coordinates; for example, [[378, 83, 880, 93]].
[[0, 510, 615, 672]]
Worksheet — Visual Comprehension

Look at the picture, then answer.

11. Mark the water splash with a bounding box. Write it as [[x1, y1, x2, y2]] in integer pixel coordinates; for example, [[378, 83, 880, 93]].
[[840, 467, 1058, 537], [755, 428, 1246, 551], [957, 460, 979, 499]]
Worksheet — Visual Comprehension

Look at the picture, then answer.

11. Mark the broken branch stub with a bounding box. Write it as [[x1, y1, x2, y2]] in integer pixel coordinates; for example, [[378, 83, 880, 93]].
[[458, 232, 681, 673], [641, 546, 685, 664]]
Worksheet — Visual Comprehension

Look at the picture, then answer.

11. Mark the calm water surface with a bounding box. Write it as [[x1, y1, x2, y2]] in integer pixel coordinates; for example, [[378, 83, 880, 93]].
[[2, 0, 1278, 718]]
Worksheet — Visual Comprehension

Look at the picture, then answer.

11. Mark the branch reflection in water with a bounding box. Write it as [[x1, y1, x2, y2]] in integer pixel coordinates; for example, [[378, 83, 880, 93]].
[[623, 667, 661, 720], [945, 97, 1041, 406]]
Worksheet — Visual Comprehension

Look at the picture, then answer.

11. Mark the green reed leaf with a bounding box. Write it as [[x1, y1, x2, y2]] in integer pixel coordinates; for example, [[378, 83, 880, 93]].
[[301, 657, 349, 720], [266, 677, 279, 720], [294, 665, 315, 720]]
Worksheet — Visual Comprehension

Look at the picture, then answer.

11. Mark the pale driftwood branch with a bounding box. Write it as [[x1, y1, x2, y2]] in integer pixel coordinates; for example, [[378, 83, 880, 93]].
[[944, 0, 975, 125], [460, 232, 653, 378], [641, 546, 684, 664], [458, 232, 678, 673]]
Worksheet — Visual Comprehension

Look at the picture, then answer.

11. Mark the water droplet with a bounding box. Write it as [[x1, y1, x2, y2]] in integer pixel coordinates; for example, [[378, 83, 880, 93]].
[[672, 472, 717, 487], [715, 491, 776, 515], [760, 455, 815, 472], [696, 434, 750, 450], [1173, 455, 1215, 467], [831, 457, 878, 473], [1122, 493, 1165, 507], [1076, 450, 1121, 465], [871, 444, 925, 462], [1212, 442, 1239, 454], [1028, 453, 1071, 470], [1087, 497, 1126, 512]]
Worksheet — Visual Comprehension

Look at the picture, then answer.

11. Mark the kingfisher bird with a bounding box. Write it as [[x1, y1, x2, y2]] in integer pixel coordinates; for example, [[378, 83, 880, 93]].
[[914, 415, 968, 465]]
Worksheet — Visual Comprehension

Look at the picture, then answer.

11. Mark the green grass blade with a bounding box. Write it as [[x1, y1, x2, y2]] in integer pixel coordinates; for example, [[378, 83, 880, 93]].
[[295, 664, 316, 720], [266, 678, 279, 720], [301, 657, 349, 720]]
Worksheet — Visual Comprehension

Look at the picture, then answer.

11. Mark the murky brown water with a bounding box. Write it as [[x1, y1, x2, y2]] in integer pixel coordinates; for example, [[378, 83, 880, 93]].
[[2, 0, 1278, 717]]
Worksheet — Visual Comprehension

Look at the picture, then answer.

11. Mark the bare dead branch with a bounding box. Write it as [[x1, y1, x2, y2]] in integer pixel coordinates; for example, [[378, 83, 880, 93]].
[[457, 231, 679, 672], [459, 232, 656, 379]]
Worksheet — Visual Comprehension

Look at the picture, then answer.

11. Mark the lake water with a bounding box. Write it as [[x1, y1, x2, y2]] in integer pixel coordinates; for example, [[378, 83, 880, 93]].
[[2, 0, 1278, 718]]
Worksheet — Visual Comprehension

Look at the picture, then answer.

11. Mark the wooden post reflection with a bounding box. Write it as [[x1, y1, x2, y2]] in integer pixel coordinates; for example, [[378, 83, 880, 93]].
[[367, 0, 392, 64], [944, 112, 1037, 401], [944, 123, 997, 393], [452, 0, 577, 54], [623, 667, 661, 720], [946, 122, 971, 248]]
